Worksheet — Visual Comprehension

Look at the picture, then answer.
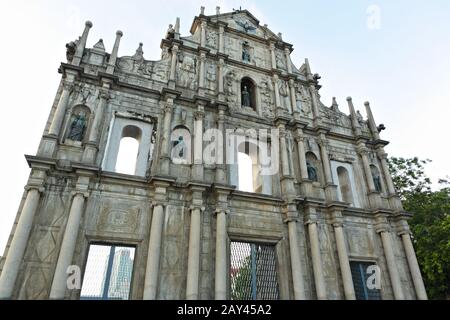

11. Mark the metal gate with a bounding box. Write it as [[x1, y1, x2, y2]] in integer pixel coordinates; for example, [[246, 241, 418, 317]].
[[80, 244, 135, 300], [230, 241, 280, 300]]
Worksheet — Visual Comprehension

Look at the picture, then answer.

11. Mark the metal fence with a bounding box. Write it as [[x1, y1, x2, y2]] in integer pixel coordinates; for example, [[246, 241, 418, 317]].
[[230, 241, 279, 300], [80, 244, 135, 300]]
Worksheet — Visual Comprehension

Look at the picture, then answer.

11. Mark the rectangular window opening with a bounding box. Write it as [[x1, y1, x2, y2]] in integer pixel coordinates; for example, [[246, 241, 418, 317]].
[[80, 244, 135, 300], [350, 261, 382, 300], [230, 241, 279, 300]]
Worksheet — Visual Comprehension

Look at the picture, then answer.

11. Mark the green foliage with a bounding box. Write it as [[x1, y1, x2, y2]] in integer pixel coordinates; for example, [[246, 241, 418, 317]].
[[388, 157, 450, 299]]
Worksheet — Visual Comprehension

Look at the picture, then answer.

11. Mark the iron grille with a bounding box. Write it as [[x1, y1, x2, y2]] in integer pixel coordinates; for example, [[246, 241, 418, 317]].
[[350, 261, 381, 300], [80, 244, 135, 300], [230, 241, 279, 300]]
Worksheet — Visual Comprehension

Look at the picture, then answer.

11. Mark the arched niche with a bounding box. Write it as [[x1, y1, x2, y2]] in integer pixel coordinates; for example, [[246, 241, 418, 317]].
[[64, 105, 92, 143], [370, 164, 383, 193], [240, 77, 257, 111], [305, 151, 322, 184]]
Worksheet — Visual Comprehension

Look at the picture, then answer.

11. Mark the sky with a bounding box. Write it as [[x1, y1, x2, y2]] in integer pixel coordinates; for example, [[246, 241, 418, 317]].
[[0, 0, 449, 254]]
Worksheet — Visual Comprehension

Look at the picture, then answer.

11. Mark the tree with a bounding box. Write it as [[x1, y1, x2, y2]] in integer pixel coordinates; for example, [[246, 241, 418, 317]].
[[388, 157, 450, 299]]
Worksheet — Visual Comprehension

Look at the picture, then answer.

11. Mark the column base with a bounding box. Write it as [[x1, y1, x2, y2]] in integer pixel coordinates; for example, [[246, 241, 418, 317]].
[[368, 192, 382, 209], [81, 142, 98, 164], [37, 135, 58, 158], [192, 163, 204, 181], [325, 184, 338, 201]]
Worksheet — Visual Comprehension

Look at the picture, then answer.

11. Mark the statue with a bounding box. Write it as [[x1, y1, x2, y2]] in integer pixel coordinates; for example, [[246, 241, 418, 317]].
[[166, 24, 175, 39], [67, 112, 87, 141], [241, 86, 251, 107], [307, 162, 318, 182], [372, 173, 382, 192], [242, 45, 251, 63]]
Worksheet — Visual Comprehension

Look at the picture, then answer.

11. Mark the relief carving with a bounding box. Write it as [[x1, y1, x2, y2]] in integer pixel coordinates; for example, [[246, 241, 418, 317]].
[[97, 205, 140, 233]]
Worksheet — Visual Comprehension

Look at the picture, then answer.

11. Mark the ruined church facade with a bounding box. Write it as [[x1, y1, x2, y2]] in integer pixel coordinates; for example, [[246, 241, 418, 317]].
[[0, 8, 427, 300]]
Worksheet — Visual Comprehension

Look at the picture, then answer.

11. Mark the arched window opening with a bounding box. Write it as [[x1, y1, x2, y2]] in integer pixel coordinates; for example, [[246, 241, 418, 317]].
[[337, 166, 354, 205], [370, 165, 383, 192], [238, 152, 253, 192], [114, 125, 141, 175], [237, 141, 264, 193], [241, 77, 256, 111]]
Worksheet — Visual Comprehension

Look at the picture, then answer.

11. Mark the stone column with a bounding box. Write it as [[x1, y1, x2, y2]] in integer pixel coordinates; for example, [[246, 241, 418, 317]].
[[397, 222, 427, 299], [50, 190, 88, 299], [169, 44, 179, 82], [193, 108, 204, 180], [288, 79, 296, 114], [218, 59, 224, 96], [186, 205, 203, 300], [377, 150, 396, 195], [287, 216, 306, 299], [159, 100, 173, 175], [72, 21, 93, 66], [279, 126, 290, 177], [48, 81, 74, 137], [143, 203, 165, 300], [198, 52, 206, 90], [200, 21, 207, 47], [215, 208, 227, 299], [305, 208, 327, 299], [106, 30, 123, 74], [318, 136, 333, 185], [358, 145, 376, 193], [218, 25, 225, 53], [309, 84, 320, 121], [376, 218, 405, 300], [294, 130, 308, 180], [330, 211, 356, 300], [0, 184, 43, 299], [284, 47, 292, 74], [269, 42, 276, 69], [215, 107, 226, 184]]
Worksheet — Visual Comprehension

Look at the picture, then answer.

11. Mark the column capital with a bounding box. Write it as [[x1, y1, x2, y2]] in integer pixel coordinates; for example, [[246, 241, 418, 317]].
[[62, 80, 75, 93], [194, 110, 205, 120], [99, 88, 111, 100], [395, 219, 411, 236], [304, 211, 319, 225], [71, 190, 90, 199], [374, 216, 391, 234], [24, 185, 45, 193], [190, 205, 206, 212], [328, 210, 344, 227], [215, 208, 229, 215], [377, 149, 388, 159], [151, 200, 167, 208]]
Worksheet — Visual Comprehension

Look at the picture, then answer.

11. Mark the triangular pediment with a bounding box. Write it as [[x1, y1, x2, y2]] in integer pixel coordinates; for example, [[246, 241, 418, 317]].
[[192, 9, 282, 42]]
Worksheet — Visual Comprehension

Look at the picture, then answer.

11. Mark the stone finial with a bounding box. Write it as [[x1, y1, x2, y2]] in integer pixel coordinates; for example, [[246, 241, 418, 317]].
[[85, 20, 93, 28], [278, 32, 283, 40], [346, 96, 352, 102], [200, 6, 205, 15], [116, 30, 123, 37], [264, 24, 268, 28], [216, 6, 220, 15], [93, 39, 105, 51], [175, 17, 180, 33], [331, 97, 339, 112]]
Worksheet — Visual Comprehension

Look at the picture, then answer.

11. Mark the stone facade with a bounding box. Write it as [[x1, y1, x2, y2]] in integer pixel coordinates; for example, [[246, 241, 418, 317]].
[[0, 7, 427, 300]]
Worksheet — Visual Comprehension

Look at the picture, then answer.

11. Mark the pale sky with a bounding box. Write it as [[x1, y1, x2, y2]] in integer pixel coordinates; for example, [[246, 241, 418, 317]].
[[0, 0, 449, 254]]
